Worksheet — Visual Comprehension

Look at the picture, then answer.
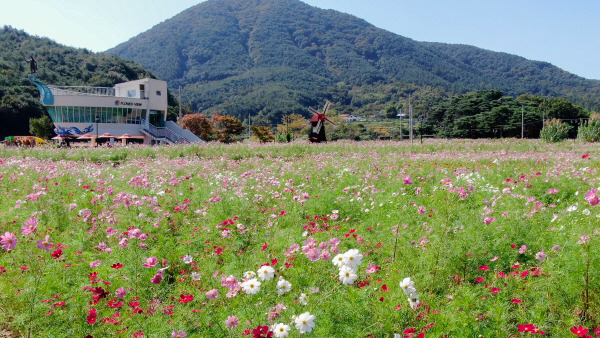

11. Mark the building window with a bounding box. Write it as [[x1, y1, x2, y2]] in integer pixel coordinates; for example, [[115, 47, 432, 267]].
[[156, 91, 161, 96]]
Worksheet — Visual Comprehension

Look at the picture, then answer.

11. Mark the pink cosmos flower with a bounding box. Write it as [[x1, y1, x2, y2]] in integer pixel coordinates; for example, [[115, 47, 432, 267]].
[[206, 289, 218, 300], [90, 260, 102, 268], [366, 263, 380, 274], [519, 245, 527, 254], [418, 206, 426, 215], [172, 330, 186, 338], [535, 250, 546, 261], [221, 275, 238, 290], [403, 176, 413, 185], [115, 287, 127, 298], [225, 316, 239, 329], [36, 235, 54, 252], [546, 189, 559, 194], [585, 189, 599, 206], [0, 232, 17, 251], [484, 217, 496, 225], [21, 216, 38, 235], [142, 257, 158, 268]]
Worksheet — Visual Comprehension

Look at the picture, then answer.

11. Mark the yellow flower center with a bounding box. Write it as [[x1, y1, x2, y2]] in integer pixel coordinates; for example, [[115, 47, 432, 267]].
[[303, 321, 307, 324], [280, 328, 284, 332]]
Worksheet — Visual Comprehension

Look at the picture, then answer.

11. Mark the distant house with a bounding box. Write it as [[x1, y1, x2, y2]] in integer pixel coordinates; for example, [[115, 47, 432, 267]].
[[340, 114, 364, 122]]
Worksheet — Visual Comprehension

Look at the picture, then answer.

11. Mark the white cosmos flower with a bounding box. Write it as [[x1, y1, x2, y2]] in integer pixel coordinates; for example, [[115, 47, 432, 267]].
[[182, 255, 193, 264], [241, 278, 261, 295], [272, 323, 291, 338], [298, 293, 308, 305], [338, 265, 358, 285], [343, 249, 363, 268], [243, 271, 256, 278], [408, 291, 420, 309], [332, 253, 346, 268], [294, 312, 316, 334], [257, 265, 275, 281], [191, 272, 202, 281], [399, 277, 415, 295], [276, 278, 292, 295]]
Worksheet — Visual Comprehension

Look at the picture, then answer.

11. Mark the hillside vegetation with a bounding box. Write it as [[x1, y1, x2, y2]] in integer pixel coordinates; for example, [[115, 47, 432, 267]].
[[107, 0, 600, 124]]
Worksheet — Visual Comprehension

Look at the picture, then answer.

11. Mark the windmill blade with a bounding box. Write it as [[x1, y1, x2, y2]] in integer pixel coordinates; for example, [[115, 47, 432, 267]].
[[322, 101, 331, 115], [309, 107, 320, 116], [324, 117, 337, 125], [313, 120, 323, 134]]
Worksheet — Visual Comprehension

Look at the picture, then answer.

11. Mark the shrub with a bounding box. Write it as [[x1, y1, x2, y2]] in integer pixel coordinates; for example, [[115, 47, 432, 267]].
[[577, 113, 600, 142], [540, 118, 571, 142]]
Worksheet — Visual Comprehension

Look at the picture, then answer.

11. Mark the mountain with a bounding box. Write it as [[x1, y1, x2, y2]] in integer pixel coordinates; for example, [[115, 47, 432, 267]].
[[107, 0, 600, 124], [0, 26, 156, 138]]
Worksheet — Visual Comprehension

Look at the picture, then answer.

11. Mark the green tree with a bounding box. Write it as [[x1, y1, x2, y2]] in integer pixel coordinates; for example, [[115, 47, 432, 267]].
[[213, 114, 244, 143], [276, 114, 309, 140], [29, 114, 54, 140], [251, 126, 275, 143]]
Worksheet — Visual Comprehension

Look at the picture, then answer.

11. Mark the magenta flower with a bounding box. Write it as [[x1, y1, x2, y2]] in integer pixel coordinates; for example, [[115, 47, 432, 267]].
[[224, 316, 239, 329], [403, 176, 413, 185], [0, 232, 17, 251], [90, 260, 102, 268], [484, 217, 496, 225], [36, 235, 54, 252], [142, 257, 158, 268], [585, 189, 599, 206], [366, 263, 380, 274]]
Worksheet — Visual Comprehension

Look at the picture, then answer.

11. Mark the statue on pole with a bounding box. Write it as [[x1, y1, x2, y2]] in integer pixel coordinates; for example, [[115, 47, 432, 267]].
[[27, 55, 38, 74]]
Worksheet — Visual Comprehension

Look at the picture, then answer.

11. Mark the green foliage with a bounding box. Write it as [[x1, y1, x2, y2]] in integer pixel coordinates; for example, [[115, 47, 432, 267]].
[[251, 125, 275, 143], [540, 118, 571, 142], [213, 114, 244, 143], [577, 113, 600, 142], [29, 114, 53, 140], [107, 0, 600, 125]]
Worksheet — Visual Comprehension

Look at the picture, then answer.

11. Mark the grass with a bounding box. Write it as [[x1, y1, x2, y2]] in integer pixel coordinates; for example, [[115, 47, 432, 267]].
[[0, 139, 599, 337]]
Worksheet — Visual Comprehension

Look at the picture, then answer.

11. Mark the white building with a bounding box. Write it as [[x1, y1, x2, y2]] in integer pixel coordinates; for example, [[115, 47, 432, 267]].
[[30, 75, 201, 144]]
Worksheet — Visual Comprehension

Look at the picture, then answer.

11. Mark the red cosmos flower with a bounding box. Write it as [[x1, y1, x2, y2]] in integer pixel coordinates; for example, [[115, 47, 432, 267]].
[[252, 325, 273, 338], [478, 265, 489, 271], [262, 242, 268, 251], [476, 277, 485, 283], [490, 288, 501, 294], [381, 284, 389, 292], [53, 301, 66, 307], [107, 299, 123, 308], [582, 153, 590, 159], [86, 308, 97, 324], [51, 249, 62, 259], [178, 294, 194, 304], [511, 298, 523, 304], [570, 325, 588, 336], [111, 263, 123, 269]]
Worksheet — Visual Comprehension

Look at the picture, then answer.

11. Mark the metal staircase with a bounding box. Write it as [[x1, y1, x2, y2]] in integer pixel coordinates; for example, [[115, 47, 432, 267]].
[[141, 119, 203, 144]]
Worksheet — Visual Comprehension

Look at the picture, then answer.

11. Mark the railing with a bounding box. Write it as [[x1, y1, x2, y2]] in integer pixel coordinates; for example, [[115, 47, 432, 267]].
[[141, 119, 194, 144], [49, 86, 115, 97]]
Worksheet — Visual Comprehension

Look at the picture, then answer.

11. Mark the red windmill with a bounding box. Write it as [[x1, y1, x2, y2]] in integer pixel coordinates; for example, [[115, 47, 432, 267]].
[[309, 101, 335, 143]]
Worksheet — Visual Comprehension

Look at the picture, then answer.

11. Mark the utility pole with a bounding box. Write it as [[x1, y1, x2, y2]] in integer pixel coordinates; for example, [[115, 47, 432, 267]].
[[521, 104, 524, 139], [178, 86, 182, 127], [409, 94, 414, 142]]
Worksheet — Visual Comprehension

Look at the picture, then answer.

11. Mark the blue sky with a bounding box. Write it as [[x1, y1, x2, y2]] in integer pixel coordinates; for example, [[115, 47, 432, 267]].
[[2, 0, 598, 80]]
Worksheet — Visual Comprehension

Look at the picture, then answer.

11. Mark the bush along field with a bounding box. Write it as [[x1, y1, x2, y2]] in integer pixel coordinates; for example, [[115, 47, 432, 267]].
[[1, 139, 600, 337]]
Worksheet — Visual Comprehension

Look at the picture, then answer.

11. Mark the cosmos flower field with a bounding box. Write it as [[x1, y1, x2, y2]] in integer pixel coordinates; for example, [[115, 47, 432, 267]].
[[0, 139, 599, 337]]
